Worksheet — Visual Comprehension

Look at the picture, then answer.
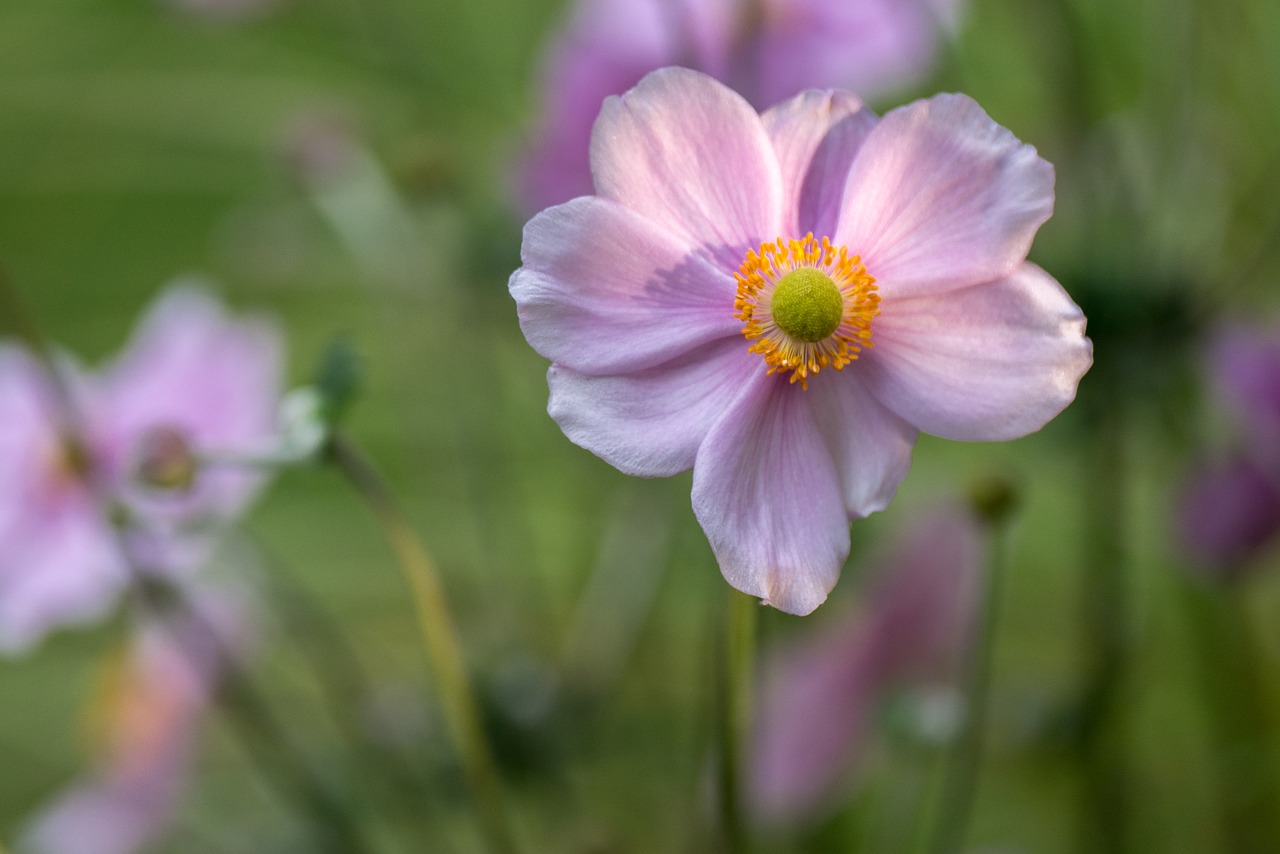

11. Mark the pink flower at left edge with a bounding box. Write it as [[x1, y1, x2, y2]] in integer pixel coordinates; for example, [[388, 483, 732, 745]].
[[749, 505, 985, 825], [20, 581, 256, 854], [510, 68, 1092, 615], [0, 283, 283, 653]]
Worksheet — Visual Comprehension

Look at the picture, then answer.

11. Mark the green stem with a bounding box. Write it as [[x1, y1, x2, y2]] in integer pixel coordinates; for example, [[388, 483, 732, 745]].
[[1179, 581, 1280, 854], [716, 588, 758, 853], [924, 514, 1010, 854], [1076, 402, 1129, 854], [329, 432, 518, 854]]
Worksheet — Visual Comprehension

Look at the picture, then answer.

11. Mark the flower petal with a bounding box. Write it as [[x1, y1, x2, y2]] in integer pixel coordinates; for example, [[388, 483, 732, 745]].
[[692, 373, 849, 615], [835, 93, 1054, 298], [805, 369, 917, 517], [860, 263, 1091, 441], [751, 0, 946, 108], [762, 89, 878, 239], [548, 338, 758, 477], [511, 196, 740, 375], [591, 67, 783, 267]]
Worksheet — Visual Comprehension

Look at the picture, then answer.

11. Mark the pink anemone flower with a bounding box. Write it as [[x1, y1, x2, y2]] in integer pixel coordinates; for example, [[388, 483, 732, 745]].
[[0, 284, 281, 652], [519, 0, 960, 211], [749, 506, 985, 824], [510, 68, 1091, 614]]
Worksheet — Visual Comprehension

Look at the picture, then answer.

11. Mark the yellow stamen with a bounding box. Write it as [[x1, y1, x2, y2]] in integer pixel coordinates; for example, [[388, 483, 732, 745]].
[[734, 233, 880, 390]]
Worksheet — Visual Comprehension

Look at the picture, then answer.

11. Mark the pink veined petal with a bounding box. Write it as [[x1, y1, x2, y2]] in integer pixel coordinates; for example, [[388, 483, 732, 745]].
[[762, 89, 878, 239], [860, 263, 1092, 441], [804, 368, 918, 518], [511, 196, 741, 375], [692, 372, 850, 615], [547, 337, 758, 478], [590, 67, 783, 268], [835, 93, 1054, 299]]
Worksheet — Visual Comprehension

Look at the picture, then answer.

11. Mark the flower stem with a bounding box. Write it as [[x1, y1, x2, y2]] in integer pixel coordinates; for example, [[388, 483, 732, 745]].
[[328, 432, 519, 854], [715, 588, 757, 853], [1075, 403, 1129, 854], [1179, 580, 1280, 854], [924, 509, 1010, 854]]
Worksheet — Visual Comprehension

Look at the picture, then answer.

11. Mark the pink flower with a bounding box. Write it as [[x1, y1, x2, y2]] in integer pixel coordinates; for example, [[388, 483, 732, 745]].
[[519, 0, 960, 211], [510, 68, 1091, 614], [749, 506, 985, 824], [21, 582, 253, 854], [1178, 322, 1280, 574], [0, 284, 282, 652]]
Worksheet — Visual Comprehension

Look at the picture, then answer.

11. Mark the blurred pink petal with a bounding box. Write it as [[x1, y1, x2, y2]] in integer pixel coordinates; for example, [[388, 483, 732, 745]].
[[1210, 323, 1280, 472], [519, 0, 959, 212], [1179, 458, 1280, 576], [749, 506, 985, 824], [21, 582, 254, 854], [511, 69, 1089, 612]]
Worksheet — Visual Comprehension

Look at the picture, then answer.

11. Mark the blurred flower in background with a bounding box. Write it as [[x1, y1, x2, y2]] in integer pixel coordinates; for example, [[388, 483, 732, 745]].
[[0, 285, 282, 652], [518, 0, 962, 211], [749, 505, 985, 825], [1179, 321, 1280, 576], [511, 68, 1090, 613], [19, 580, 256, 854]]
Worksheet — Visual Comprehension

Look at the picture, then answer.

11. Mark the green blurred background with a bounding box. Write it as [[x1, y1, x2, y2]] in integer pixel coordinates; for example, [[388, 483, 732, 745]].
[[1, 0, 1279, 851]]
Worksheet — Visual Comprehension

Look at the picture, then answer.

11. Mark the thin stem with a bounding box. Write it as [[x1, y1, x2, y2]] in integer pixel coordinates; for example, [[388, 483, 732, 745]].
[[1076, 402, 1129, 854], [328, 432, 518, 854], [715, 588, 757, 853], [1179, 581, 1280, 854], [924, 516, 1009, 854]]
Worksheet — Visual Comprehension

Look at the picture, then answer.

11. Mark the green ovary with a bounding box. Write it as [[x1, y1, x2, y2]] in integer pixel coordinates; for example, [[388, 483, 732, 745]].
[[768, 268, 843, 343]]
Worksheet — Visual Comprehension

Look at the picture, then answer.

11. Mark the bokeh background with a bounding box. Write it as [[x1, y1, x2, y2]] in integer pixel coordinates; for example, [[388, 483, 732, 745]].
[[1, 0, 1279, 851]]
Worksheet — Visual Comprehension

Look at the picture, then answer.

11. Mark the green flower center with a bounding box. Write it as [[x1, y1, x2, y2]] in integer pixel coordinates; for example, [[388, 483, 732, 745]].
[[768, 268, 844, 343]]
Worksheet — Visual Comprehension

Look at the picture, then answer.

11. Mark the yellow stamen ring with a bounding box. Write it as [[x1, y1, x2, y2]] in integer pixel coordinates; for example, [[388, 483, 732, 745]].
[[733, 233, 879, 390]]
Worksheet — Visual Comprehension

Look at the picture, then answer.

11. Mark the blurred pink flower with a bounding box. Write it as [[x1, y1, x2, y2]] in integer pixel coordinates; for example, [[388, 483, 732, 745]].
[[21, 582, 253, 854], [510, 68, 1091, 614], [1179, 323, 1280, 574], [519, 0, 961, 211], [749, 506, 985, 824], [0, 284, 282, 652]]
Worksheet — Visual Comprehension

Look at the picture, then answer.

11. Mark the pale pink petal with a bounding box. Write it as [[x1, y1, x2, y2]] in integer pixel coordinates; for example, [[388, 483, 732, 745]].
[[762, 89, 878, 239], [517, 0, 675, 212], [805, 369, 917, 517], [835, 93, 1054, 299], [860, 263, 1091, 441], [511, 196, 740, 375], [692, 373, 849, 614], [590, 67, 783, 267], [0, 501, 128, 654], [548, 338, 758, 477], [752, 0, 946, 108]]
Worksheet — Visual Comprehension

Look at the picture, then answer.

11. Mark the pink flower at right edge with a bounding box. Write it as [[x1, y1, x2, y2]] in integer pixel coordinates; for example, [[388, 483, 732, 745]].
[[518, 0, 961, 212], [510, 68, 1092, 615], [1178, 323, 1280, 574], [749, 506, 985, 825]]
